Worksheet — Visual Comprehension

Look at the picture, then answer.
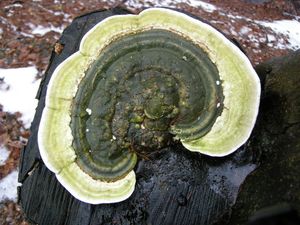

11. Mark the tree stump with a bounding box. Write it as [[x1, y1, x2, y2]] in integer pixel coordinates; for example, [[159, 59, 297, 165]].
[[18, 9, 299, 225]]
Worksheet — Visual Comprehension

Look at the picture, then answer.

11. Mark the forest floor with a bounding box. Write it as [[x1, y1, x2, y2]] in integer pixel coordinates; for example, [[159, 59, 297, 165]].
[[0, 0, 299, 224]]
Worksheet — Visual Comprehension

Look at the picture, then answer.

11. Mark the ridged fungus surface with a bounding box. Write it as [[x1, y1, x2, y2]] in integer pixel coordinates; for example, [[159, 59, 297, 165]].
[[38, 8, 261, 204]]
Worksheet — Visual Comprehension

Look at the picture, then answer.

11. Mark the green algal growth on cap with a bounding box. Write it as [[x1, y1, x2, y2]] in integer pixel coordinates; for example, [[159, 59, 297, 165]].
[[38, 8, 261, 204]]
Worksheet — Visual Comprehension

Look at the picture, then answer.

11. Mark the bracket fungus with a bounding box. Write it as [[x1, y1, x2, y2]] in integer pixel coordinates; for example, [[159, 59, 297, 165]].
[[38, 8, 261, 204]]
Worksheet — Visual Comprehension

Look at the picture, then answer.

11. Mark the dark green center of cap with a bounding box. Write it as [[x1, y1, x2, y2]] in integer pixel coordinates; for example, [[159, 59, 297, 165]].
[[70, 29, 223, 181]]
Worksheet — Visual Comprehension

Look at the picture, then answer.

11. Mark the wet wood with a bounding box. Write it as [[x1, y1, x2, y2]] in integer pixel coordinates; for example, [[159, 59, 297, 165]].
[[229, 49, 300, 225]]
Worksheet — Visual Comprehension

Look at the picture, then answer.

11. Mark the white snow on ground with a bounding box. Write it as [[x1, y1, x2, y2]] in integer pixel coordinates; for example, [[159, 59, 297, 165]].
[[0, 170, 20, 202], [187, 0, 217, 12], [3, 3, 23, 10], [220, 11, 300, 50], [0, 67, 41, 128], [222, 13, 254, 22], [239, 26, 252, 35], [125, 0, 217, 12], [257, 20, 300, 50], [0, 145, 10, 166], [30, 24, 64, 35]]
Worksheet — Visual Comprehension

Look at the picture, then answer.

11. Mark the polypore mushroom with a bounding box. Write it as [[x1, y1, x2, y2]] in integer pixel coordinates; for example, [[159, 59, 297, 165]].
[[38, 8, 260, 204]]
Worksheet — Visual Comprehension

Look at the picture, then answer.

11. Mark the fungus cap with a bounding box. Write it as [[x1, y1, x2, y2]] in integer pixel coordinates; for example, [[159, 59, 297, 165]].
[[38, 8, 260, 204]]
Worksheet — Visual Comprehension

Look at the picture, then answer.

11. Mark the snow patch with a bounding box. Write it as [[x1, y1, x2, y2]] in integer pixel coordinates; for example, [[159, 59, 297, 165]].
[[256, 20, 300, 50], [4, 3, 23, 9], [248, 34, 259, 43], [29, 24, 64, 36], [125, 0, 216, 12], [0, 67, 41, 128], [0, 170, 20, 202], [223, 13, 253, 22], [239, 26, 252, 35], [0, 145, 10, 166], [267, 34, 276, 42], [187, 0, 217, 12]]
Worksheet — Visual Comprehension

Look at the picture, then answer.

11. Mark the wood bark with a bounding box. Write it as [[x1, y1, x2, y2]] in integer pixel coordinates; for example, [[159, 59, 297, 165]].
[[228, 49, 300, 225]]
